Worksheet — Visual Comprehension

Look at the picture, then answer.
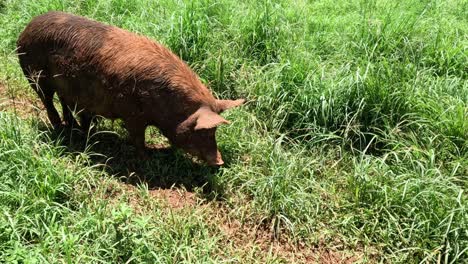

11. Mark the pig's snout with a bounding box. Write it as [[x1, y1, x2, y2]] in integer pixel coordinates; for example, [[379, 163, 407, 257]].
[[205, 150, 224, 166], [210, 158, 224, 166]]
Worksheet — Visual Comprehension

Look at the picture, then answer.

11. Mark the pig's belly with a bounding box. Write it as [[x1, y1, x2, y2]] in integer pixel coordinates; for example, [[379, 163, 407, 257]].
[[47, 54, 143, 121], [51, 73, 121, 119]]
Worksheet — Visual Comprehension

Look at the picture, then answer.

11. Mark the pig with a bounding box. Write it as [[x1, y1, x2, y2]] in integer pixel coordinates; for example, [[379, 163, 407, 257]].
[[17, 11, 244, 166]]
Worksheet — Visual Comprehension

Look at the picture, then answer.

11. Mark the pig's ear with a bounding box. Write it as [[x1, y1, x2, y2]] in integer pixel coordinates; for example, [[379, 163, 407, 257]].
[[216, 99, 245, 113], [195, 109, 230, 130]]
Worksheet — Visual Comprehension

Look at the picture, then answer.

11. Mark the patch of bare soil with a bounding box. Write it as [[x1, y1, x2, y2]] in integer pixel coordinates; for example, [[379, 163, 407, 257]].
[[97, 181, 363, 263], [213, 204, 363, 263], [148, 188, 197, 209], [95, 180, 197, 214], [0, 82, 46, 120]]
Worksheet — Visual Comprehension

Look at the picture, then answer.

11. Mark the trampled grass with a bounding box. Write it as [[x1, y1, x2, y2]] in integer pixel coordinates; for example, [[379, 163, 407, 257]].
[[0, 0, 467, 262]]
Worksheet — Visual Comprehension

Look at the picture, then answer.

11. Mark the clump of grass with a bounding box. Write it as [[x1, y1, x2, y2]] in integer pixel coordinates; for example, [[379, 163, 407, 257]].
[[165, 0, 213, 63], [240, 0, 284, 65], [344, 145, 467, 260]]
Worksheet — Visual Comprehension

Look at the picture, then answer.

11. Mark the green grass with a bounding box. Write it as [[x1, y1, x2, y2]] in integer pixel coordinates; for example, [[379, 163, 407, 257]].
[[0, 0, 467, 262]]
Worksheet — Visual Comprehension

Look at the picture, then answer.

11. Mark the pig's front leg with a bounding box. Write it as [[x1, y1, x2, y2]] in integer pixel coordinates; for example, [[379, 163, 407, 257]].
[[125, 119, 148, 159]]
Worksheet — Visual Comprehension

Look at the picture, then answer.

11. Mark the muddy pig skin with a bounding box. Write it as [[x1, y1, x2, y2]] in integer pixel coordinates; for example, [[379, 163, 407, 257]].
[[17, 11, 244, 166]]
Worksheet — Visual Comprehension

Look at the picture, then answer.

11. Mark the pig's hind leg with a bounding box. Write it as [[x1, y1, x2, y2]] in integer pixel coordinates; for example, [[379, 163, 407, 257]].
[[59, 96, 80, 128], [79, 111, 95, 132], [28, 77, 62, 128]]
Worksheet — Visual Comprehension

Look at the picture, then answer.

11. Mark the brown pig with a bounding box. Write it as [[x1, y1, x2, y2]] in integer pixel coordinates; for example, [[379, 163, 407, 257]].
[[17, 11, 244, 166]]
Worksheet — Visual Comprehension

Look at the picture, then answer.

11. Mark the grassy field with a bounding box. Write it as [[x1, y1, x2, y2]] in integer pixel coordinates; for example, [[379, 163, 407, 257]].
[[0, 0, 467, 262]]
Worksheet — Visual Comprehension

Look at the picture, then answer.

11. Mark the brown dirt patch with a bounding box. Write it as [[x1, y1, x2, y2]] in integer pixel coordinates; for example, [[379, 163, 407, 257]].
[[94, 181, 363, 263], [95, 180, 197, 213], [148, 188, 197, 209], [0, 82, 46, 120], [214, 204, 363, 263]]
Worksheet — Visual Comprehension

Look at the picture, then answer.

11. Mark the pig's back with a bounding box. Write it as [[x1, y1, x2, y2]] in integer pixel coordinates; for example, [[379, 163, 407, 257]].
[[17, 11, 216, 119]]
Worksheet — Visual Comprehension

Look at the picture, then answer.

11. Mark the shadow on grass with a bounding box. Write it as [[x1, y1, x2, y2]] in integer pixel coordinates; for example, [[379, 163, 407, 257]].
[[38, 122, 228, 197]]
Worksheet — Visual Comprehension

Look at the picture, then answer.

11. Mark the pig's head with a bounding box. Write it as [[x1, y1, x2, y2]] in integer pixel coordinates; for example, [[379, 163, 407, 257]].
[[172, 99, 245, 166]]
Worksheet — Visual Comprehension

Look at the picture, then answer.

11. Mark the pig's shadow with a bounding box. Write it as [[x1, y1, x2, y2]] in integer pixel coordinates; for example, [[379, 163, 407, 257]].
[[39, 123, 225, 194]]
